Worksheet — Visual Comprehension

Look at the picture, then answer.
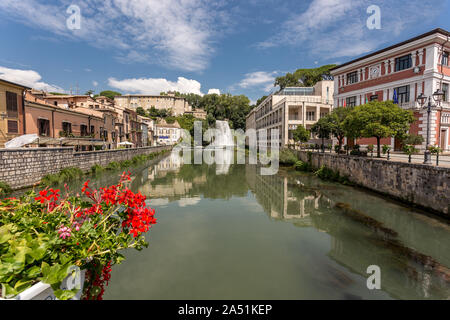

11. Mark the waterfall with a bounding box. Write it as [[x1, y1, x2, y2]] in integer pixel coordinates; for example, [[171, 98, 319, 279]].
[[212, 121, 234, 147]]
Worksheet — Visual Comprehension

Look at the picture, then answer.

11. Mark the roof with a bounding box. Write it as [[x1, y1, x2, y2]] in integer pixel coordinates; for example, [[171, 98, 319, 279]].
[[0, 78, 31, 90], [72, 107, 104, 118], [331, 28, 450, 72], [115, 94, 187, 100], [25, 93, 103, 120]]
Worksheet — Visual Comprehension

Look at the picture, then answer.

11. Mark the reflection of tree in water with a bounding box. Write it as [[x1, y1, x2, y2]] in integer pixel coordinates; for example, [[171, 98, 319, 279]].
[[144, 163, 249, 201], [246, 167, 450, 300]]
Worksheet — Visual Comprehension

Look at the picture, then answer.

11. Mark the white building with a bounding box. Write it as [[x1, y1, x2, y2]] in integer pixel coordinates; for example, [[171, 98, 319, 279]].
[[156, 121, 182, 145]]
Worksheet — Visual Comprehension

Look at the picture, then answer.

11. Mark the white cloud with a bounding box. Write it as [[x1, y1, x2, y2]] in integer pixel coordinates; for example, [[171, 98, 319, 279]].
[[238, 71, 277, 92], [208, 89, 221, 95], [178, 197, 201, 207], [258, 0, 444, 59], [108, 76, 204, 95], [0, 0, 230, 72], [0, 66, 64, 92], [92, 81, 98, 87]]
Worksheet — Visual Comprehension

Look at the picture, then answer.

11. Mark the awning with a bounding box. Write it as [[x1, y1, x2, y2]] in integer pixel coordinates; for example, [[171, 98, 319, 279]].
[[4, 134, 106, 148]]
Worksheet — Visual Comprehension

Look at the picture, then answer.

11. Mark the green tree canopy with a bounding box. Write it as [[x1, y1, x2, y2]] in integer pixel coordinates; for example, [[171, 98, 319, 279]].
[[326, 107, 353, 150], [312, 117, 332, 149], [344, 101, 415, 157], [99, 90, 122, 100], [292, 126, 311, 146], [274, 64, 337, 90], [136, 107, 146, 117]]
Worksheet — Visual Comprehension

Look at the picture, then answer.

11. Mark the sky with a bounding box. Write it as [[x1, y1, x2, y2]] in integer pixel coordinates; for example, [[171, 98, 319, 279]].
[[0, 0, 449, 104]]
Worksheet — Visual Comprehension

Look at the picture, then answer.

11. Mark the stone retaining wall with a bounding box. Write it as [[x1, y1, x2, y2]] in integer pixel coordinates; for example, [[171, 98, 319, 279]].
[[291, 150, 450, 217], [0, 146, 171, 189]]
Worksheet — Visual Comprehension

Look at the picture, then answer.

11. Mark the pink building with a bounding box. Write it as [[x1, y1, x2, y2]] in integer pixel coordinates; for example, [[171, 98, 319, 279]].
[[24, 93, 104, 143]]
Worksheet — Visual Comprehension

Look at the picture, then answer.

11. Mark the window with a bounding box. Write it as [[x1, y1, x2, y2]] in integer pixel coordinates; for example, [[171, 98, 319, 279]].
[[395, 85, 410, 104], [7, 120, 18, 133], [306, 111, 316, 121], [6, 92, 18, 118], [38, 119, 50, 136], [443, 83, 449, 102], [395, 54, 412, 72], [346, 96, 357, 107], [80, 125, 88, 136], [347, 72, 358, 84], [90, 126, 95, 134], [442, 52, 449, 66], [62, 122, 72, 134]]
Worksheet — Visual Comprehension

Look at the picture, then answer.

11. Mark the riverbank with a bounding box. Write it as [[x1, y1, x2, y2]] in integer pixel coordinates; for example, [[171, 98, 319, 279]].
[[290, 149, 450, 218], [0, 145, 172, 190]]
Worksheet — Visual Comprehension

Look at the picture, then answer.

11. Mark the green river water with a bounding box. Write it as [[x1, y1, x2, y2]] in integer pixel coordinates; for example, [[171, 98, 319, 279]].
[[55, 150, 450, 300]]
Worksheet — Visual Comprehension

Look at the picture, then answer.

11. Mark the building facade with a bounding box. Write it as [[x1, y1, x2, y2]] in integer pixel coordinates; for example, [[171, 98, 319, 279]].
[[24, 93, 104, 150], [156, 120, 181, 145], [247, 80, 334, 147], [114, 93, 192, 116], [330, 28, 450, 152], [0, 79, 29, 147]]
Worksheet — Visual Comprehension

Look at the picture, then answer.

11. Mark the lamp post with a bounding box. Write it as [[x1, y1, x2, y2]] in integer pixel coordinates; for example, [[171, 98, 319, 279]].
[[417, 89, 444, 165]]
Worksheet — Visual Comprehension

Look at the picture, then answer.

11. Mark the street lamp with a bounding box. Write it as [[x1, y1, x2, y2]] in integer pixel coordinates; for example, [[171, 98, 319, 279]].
[[417, 89, 444, 165]]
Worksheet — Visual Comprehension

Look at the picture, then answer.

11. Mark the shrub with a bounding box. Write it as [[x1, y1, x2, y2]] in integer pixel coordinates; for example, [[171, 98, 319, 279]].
[[120, 160, 133, 168], [0, 181, 12, 198], [105, 162, 121, 171], [315, 166, 351, 185], [91, 164, 104, 175], [41, 168, 84, 186], [279, 149, 298, 166], [428, 145, 442, 154], [294, 161, 312, 172], [350, 150, 368, 157]]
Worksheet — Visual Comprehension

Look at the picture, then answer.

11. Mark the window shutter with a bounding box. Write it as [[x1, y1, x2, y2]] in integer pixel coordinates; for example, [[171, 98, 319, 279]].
[[6, 92, 18, 118], [7, 120, 18, 133]]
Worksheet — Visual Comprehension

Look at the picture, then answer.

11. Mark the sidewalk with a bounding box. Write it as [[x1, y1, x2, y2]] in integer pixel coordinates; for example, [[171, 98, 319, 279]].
[[298, 149, 450, 168]]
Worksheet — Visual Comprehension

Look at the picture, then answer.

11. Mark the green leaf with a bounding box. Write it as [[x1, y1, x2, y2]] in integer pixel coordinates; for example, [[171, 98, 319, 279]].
[[26, 265, 41, 278], [1, 283, 18, 299], [0, 224, 13, 244], [53, 289, 78, 301], [14, 279, 34, 293]]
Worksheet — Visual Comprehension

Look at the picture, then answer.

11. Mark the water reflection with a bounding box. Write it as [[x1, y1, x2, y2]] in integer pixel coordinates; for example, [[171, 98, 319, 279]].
[[101, 151, 449, 300]]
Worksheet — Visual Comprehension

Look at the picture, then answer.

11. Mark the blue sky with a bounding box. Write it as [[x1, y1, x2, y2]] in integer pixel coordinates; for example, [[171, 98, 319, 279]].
[[0, 0, 449, 103]]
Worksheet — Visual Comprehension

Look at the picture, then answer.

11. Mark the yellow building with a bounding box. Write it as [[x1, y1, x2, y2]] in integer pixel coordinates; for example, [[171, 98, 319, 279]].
[[0, 79, 30, 147]]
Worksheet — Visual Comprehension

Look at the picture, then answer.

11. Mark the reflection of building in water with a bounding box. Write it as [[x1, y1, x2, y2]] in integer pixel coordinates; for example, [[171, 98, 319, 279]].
[[140, 153, 207, 199], [246, 165, 325, 224], [155, 152, 183, 173]]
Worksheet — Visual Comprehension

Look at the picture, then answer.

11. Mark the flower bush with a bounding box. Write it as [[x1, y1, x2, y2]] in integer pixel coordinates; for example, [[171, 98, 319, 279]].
[[0, 172, 156, 300]]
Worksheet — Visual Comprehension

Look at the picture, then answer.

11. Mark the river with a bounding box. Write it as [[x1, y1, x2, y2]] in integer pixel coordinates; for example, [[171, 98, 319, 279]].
[[59, 150, 450, 300]]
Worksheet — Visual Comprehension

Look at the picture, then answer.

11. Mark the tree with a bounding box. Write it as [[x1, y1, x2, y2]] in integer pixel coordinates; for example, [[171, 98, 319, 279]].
[[85, 90, 95, 96], [292, 126, 310, 148], [274, 65, 337, 89], [344, 101, 415, 157], [99, 91, 122, 100], [274, 73, 300, 90], [255, 95, 268, 107], [403, 134, 424, 146], [325, 107, 352, 151], [311, 117, 332, 152], [136, 107, 146, 117]]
